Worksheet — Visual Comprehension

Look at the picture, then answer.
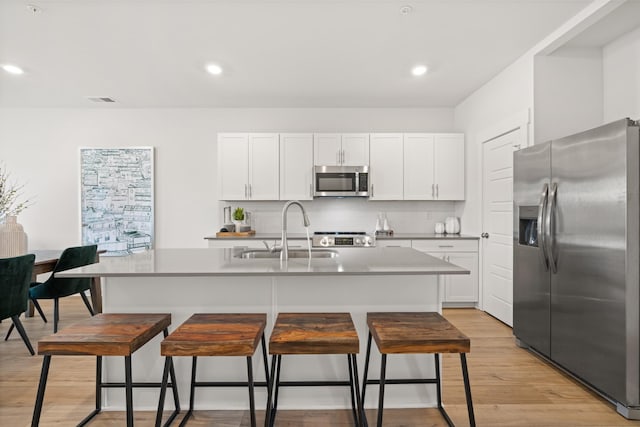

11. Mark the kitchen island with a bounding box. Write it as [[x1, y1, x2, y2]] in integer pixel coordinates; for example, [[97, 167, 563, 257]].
[[57, 247, 468, 412]]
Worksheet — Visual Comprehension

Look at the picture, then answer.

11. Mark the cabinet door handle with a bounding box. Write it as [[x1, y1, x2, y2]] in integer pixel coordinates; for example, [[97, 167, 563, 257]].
[[371, 183, 374, 197], [431, 184, 435, 198], [310, 183, 313, 198], [244, 184, 248, 199], [249, 184, 252, 198], [436, 183, 439, 198], [336, 151, 340, 165], [438, 245, 454, 248], [341, 149, 345, 164]]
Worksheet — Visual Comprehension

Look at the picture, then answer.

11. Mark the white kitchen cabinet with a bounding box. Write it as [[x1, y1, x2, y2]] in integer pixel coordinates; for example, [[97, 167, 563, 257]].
[[403, 134, 435, 200], [434, 134, 465, 200], [411, 239, 478, 304], [375, 239, 412, 248], [218, 133, 279, 200], [403, 133, 464, 200], [314, 133, 369, 166], [280, 133, 313, 200], [369, 133, 403, 200]]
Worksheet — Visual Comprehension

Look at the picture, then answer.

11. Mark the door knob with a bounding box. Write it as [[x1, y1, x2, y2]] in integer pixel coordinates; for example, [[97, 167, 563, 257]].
[[481, 232, 489, 238]]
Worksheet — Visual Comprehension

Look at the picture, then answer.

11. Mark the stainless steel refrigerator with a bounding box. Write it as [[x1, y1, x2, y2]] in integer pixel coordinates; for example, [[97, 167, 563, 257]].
[[513, 118, 640, 419]]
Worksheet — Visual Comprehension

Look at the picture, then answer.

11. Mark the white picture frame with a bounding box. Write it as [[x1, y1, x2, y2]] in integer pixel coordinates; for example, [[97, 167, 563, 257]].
[[80, 147, 154, 255]]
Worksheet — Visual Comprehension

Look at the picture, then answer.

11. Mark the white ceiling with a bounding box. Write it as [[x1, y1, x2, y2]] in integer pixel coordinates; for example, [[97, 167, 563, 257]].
[[0, 0, 594, 108]]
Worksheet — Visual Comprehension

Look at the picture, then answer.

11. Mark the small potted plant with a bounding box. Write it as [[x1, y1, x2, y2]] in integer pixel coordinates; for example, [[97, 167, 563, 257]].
[[232, 207, 245, 230]]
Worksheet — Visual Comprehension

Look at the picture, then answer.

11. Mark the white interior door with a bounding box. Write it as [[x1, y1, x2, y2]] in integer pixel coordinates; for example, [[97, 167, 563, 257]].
[[482, 129, 520, 326]]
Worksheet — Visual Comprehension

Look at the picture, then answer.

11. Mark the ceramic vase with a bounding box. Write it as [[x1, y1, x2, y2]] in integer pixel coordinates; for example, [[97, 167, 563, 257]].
[[0, 215, 28, 258]]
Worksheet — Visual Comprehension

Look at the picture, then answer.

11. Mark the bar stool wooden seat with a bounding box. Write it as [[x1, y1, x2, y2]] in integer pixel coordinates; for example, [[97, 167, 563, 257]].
[[31, 313, 180, 427], [362, 312, 475, 427], [266, 312, 364, 427], [156, 313, 269, 427]]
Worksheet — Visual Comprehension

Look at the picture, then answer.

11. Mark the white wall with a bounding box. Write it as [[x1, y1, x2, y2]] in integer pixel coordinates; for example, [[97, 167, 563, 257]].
[[0, 107, 454, 250], [603, 26, 640, 122], [534, 47, 604, 143], [453, 55, 534, 234]]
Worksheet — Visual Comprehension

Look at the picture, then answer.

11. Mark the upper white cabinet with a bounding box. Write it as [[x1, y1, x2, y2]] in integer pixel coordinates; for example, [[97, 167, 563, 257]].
[[218, 132, 463, 201], [369, 133, 404, 200], [404, 134, 435, 200], [314, 133, 369, 166], [280, 133, 313, 200], [218, 133, 279, 200], [403, 133, 464, 200], [434, 134, 465, 200]]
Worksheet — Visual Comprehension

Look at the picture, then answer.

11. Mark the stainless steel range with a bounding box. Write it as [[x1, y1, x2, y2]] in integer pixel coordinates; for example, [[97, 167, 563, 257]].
[[312, 231, 374, 247]]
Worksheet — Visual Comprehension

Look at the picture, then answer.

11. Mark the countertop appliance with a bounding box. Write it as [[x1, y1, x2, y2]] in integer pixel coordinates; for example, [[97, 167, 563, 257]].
[[314, 165, 369, 197], [513, 118, 640, 419], [312, 231, 374, 247]]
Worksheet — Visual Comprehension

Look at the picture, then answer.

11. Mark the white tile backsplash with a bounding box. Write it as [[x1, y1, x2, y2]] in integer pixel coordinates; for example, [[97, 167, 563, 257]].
[[217, 199, 457, 234]]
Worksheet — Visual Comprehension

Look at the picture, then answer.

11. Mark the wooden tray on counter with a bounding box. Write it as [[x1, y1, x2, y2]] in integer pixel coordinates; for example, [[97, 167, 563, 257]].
[[216, 230, 256, 237]]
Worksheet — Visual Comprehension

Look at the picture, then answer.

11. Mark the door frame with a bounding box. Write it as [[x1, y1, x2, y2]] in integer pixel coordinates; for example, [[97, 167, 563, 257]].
[[477, 108, 531, 312]]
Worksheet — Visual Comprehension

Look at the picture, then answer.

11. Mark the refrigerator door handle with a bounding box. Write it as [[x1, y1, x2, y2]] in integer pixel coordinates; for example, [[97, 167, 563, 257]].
[[538, 183, 549, 270], [547, 182, 558, 273]]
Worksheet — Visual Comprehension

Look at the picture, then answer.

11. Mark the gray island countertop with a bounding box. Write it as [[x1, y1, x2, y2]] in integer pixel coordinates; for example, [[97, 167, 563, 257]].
[[57, 247, 469, 278]]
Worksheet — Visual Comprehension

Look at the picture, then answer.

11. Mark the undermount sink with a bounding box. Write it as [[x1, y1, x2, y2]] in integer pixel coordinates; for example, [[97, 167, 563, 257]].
[[235, 248, 339, 259]]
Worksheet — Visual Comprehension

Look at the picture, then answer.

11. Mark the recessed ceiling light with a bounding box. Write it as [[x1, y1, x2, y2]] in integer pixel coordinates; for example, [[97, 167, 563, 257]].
[[400, 5, 413, 15], [411, 65, 428, 76], [2, 64, 24, 75], [206, 64, 223, 75]]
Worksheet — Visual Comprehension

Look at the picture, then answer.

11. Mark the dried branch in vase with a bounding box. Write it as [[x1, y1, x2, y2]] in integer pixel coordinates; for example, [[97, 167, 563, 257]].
[[0, 164, 33, 221]]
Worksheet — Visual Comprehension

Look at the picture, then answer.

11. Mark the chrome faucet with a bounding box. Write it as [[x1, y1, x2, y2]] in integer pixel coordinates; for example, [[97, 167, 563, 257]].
[[280, 200, 311, 261]]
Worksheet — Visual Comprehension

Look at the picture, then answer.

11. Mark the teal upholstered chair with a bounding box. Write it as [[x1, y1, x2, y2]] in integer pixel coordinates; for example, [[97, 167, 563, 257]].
[[30, 244, 98, 333], [0, 254, 36, 355]]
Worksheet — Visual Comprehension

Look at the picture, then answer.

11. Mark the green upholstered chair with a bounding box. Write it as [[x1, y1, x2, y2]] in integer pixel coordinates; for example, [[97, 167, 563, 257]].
[[0, 254, 36, 355], [30, 244, 98, 333]]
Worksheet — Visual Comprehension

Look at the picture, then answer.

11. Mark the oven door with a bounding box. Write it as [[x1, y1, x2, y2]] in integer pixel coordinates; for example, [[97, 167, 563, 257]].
[[314, 166, 368, 197]]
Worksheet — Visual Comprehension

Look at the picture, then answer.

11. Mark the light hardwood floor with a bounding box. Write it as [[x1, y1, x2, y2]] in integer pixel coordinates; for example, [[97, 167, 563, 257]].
[[1, 297, 639, 426]]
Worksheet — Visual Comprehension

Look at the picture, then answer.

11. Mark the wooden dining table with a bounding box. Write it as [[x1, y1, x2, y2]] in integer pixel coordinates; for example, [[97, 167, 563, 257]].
[[29, 250, 103, 315]]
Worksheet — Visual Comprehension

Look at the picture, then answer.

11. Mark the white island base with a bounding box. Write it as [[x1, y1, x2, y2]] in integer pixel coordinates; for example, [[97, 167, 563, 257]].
[[100, 274, 441, 412]]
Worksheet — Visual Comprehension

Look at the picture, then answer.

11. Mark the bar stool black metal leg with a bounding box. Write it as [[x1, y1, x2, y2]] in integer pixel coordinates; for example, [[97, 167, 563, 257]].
[[376, 354, 387, 427], [350, 354, 365, 427], [264, 354, 278, 427], [179, 356, 198, 427], [434, 354, 442, 409], [96, 356, 103, 413], [461, 353, 476, 427], [261, 334, 270, 385], [348, 354, 358, 426], [361, 332, 372, 404], [124, 355, 134, 427], [31, 355, 51, 427], [270, 355, 282, 427], [167, 357, 180, 424], [247, 356, 257, 427], [78, 357, 103, 426], [155, 356, 172, 427]]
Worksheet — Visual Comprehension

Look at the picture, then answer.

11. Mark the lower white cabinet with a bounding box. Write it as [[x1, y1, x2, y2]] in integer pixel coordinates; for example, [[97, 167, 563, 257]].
[[374, 239, 412, 248], [411, 240, 479, 304]]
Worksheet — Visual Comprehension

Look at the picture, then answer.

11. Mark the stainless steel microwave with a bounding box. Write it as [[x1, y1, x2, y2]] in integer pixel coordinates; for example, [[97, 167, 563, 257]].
[[314, 165, 369, 197]]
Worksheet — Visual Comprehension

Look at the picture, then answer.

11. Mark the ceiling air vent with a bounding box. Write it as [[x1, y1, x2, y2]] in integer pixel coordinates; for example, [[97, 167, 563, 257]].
[[87, 97, 116, 103]]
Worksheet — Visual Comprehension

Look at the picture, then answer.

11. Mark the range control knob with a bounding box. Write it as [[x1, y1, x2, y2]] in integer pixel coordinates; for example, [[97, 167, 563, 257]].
[[355, 238, 362, 245], [320, 236, 329, 247]]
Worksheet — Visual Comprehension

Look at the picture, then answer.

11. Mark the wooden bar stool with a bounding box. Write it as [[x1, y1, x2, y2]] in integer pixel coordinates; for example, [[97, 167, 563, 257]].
[[31, 313, 180, 427], [156, 313, 269, 427], [361, 312, 475, 427], [265, 312, 363, 427]]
